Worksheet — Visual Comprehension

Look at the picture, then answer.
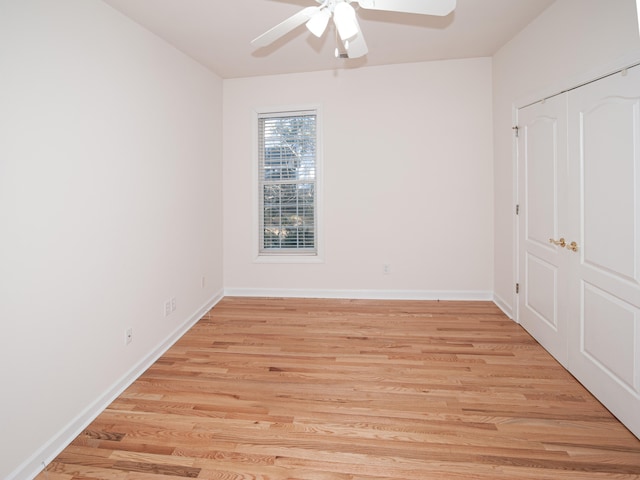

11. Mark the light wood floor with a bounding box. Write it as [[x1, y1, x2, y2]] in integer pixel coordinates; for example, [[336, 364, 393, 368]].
[[40, 297, 640, 479]]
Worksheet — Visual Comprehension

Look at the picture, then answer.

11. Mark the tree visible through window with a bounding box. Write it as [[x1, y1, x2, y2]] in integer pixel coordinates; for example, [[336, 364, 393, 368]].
[[258, 110, 317, 254]]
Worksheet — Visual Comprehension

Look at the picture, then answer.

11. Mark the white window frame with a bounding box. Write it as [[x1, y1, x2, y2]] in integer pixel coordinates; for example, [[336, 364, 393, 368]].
[[252, 105, 324, 263]]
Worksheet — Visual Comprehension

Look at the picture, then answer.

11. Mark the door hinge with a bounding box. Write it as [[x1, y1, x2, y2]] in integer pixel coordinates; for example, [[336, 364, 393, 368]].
[[516, 283, 520, 294], [516, 204, 520, 215], [512, 125, 519, 138]]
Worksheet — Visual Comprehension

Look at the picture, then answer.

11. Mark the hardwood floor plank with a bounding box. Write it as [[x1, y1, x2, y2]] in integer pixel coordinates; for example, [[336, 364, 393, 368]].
[[37, 297, 640, 479]]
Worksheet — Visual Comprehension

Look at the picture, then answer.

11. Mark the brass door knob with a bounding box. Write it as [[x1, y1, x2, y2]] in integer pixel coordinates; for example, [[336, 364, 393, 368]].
[[549, 237, 566, 248], [567, 241, 579, 252]]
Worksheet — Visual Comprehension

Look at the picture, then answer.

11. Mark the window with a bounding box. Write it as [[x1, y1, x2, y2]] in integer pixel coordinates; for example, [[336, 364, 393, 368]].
[[258, 110, 318, 256]]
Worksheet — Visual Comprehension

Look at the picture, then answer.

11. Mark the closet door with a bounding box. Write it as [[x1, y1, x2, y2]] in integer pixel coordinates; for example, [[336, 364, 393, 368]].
[[567, 66, 640, 438], [517, 95, 569, 367]]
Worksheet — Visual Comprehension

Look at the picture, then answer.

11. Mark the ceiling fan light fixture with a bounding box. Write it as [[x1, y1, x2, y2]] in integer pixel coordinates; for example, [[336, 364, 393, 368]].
[[306, 8, 331, 37], [252, 0, 457, 59], [333, 2, 358, 41]]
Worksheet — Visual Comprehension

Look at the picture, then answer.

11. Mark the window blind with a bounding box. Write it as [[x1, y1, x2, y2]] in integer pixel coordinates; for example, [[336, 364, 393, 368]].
[[258, 110, 317, 254]]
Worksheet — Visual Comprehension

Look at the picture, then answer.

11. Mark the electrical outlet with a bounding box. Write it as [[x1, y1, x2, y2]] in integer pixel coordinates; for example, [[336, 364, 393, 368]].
[[171, 297, 176, 313], [383, 264, 391, 275], [125, 327, 133, 345], [201, 276, 206, 289], [164, 300, 172, 317]]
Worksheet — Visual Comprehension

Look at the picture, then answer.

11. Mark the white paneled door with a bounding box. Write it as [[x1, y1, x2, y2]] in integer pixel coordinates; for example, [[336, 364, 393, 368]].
[[518, 65, 640, 438], [517, 94, 569, 368], [566, 66, 640, 438]]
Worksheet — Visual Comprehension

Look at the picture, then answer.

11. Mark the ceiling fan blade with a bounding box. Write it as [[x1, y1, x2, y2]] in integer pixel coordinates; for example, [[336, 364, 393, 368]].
[[355, 0, 456, 16], [251, 6, 321, 47]]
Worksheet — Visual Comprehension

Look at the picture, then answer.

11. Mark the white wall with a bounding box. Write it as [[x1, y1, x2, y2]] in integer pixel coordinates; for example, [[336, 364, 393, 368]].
[[223, 58, 494, 299], [0, 1, 223, 478], [492, 0, 640, 317], [13, 0, 633, 474]]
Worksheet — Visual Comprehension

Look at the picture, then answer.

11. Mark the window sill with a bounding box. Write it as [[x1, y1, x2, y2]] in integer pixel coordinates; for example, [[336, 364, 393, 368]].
[[254, 254, 324, 264]]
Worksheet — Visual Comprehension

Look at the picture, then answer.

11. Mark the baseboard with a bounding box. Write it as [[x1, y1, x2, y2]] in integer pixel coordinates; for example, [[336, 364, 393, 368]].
[[224, 287, 494, 301], [9, 289, 224, 480], [493, 292, 514, 320]]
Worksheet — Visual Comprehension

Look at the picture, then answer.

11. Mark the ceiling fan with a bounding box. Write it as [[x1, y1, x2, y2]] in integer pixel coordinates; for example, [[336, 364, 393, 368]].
[[251, 0, 456, 59]]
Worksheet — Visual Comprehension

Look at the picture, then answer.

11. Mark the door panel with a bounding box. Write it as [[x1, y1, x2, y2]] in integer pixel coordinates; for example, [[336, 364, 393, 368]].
[[567, 66, 640, 438], [526, 117, 560, 248], [518, 95, 568, 367], [582, 281, 637, 391], [582, 98, 639, 282], [525, 253, 558, 329]]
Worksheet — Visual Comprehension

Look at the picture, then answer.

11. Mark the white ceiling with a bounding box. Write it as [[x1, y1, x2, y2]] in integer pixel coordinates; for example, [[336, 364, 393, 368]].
[[102, 0, 555, 79]]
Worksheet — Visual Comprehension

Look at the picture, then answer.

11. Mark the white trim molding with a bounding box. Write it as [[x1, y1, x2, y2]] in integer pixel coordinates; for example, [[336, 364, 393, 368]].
[[224, 288, 493, 302], [493, 292, 513, 320]]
